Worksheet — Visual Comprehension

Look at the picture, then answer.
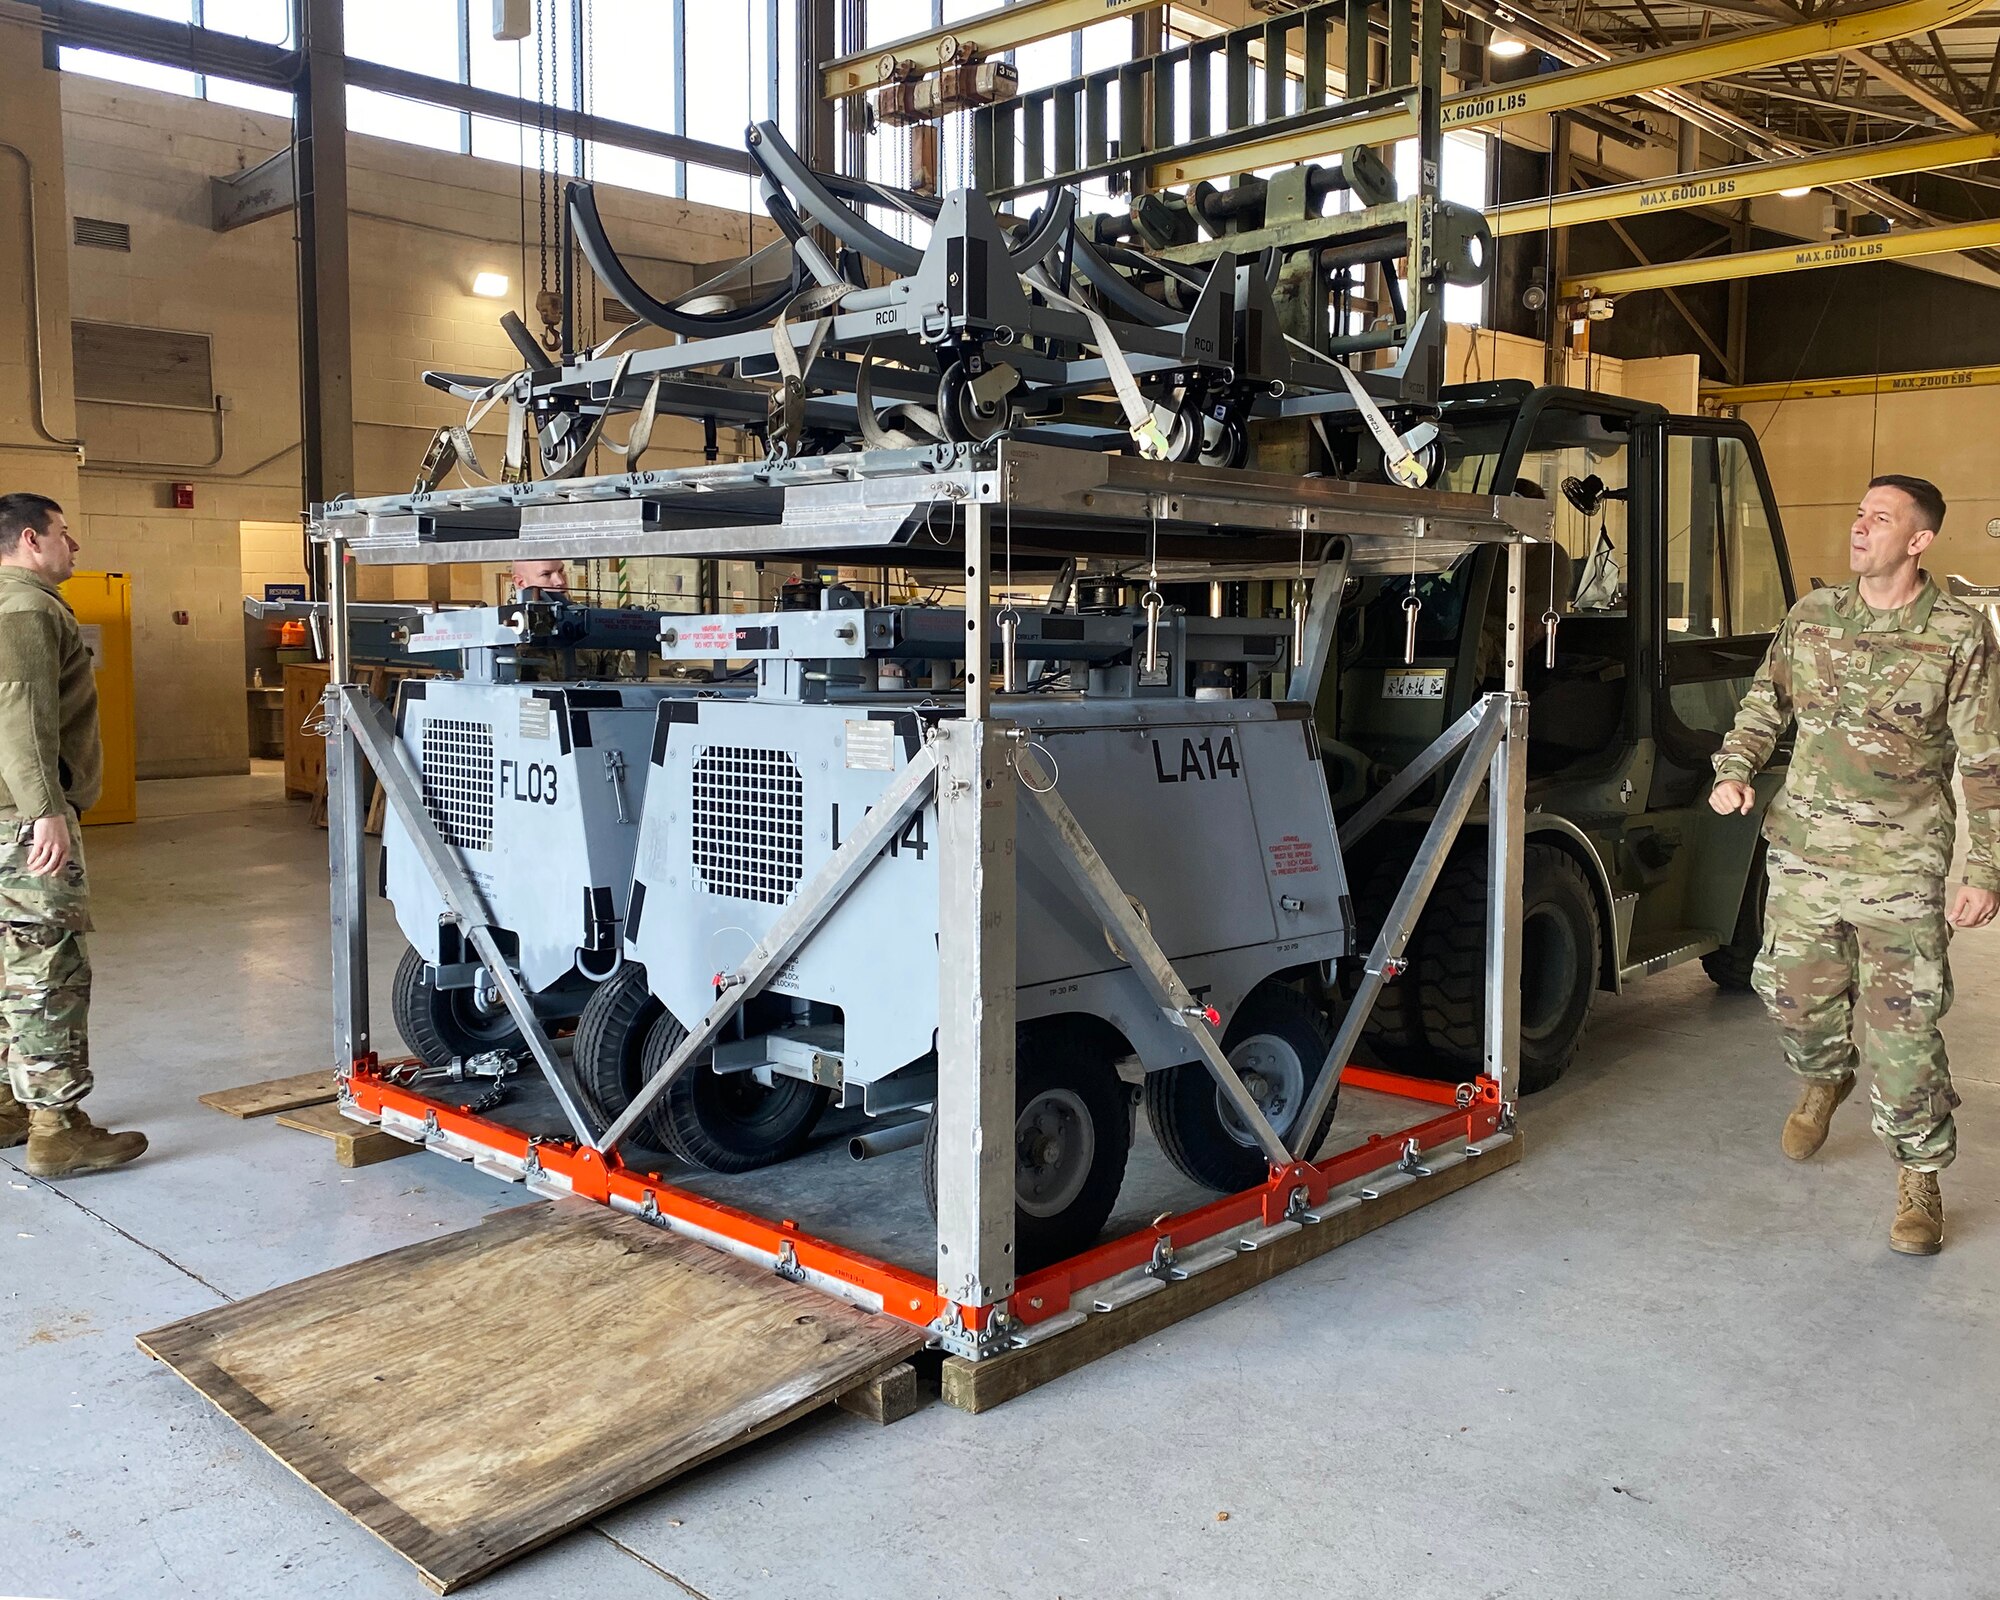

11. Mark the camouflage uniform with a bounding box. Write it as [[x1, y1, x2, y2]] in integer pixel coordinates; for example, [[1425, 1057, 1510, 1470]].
[[0, 566, 103, 1112], [1715, 574, 2000, 1171]]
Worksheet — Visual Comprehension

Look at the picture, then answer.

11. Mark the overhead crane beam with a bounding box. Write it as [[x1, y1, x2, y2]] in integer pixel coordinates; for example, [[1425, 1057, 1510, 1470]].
[[1561, 214, 2000, 297], [1151, 0, 1988, 188], [1709, 362, 2000, 405], [1489, 130, 2000, 238], [819, 0, 1201, 98]]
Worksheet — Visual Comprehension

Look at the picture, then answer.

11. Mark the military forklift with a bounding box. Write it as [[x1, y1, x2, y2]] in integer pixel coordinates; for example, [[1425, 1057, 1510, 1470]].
[[1307, 380, 1796, 1092]]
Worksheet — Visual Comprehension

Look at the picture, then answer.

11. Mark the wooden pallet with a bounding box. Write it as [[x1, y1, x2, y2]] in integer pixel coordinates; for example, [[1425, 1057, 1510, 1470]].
[[137, 1200, 925, 1593], [940, 1130, 1522, 1414], [199, 1070, 341, 1119], [276, 1102, 420, 1169]]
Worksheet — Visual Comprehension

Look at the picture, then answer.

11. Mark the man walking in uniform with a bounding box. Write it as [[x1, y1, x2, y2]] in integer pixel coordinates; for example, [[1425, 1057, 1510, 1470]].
[[0, 493, 146, 1177], [1711, 474, 1998, 1255]]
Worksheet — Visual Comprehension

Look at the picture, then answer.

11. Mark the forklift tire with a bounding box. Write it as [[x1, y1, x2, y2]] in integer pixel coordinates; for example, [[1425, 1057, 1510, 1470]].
[[1702, 843, 1767, 993], [571, 962, 678, 1157], [1144, 982, 1339, 1193], [1407, 843, 1599, 1096], [643, 1010, 832, 1174], [391, 946, 526, 1072], [922, 1025, 1132, 1273], [1352, 850, 1430, 1072]]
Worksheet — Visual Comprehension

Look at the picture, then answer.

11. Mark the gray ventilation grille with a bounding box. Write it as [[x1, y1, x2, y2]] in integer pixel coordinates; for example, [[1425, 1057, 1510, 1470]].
[[73, 216, 130, 251], [601, 296, 638, 325], [690, 746, 804, 904], [419, 719, 495, 852]]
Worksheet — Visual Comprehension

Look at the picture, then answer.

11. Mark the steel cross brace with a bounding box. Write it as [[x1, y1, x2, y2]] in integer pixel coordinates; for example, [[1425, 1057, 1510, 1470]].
[[593, 741, 944, 1157], [1289, 693, 1511, 1151], [1013, 747, 1296, 1169], [337, 685, 599, 1144]]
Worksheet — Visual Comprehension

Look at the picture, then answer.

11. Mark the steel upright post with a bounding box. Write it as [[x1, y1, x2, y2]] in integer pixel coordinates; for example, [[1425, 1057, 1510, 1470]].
[[324, 531, 370, 1076], [1483, 540, 1528, 1103], [933, 496, 1018, 1316]]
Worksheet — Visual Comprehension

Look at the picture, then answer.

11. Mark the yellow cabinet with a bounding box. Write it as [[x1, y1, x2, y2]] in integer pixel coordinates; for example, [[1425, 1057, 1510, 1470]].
[[60, 571, 137, 826]]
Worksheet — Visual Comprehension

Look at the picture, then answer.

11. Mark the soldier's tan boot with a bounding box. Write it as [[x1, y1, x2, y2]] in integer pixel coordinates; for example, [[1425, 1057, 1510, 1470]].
[[24, 1106, 148, 1178], [1781, 1074, 1856, 1161], [1890, 1169, 1944, 1256], [0, 1084, 27, 1149]]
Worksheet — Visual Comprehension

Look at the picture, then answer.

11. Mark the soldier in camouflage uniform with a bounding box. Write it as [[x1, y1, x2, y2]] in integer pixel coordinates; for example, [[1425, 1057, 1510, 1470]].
[[1711, 474, 1998, 1256], [0, 493, 147, 1177]]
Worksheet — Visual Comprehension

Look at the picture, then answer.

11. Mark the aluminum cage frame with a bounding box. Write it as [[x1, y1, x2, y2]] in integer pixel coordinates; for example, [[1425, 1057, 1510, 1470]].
[[312, 441, 1544, 1358]]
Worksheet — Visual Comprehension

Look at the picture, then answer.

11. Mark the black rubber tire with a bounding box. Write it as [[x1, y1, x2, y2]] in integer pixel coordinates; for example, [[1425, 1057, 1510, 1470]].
[[1353, 848, 1430, 1072], [922, 1025, 1132, 1273], [570, 962, 678, 1157], [391, 945, 525, 1071], [1405, 842, 1600, 1096], [1144, 982, 1339, 1192], [643, 1010, 832, 1174], [1702, 842, 1767, 992]]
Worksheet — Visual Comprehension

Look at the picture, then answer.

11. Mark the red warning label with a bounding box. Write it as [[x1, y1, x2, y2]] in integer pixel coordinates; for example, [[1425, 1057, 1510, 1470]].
[[1268, 835, 1319, 876]]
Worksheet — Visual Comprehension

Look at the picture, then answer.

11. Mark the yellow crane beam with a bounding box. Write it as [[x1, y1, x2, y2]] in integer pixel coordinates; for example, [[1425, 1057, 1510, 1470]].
[[1708, 363, 2000, 405], [1151, 0, 1988, 188], [1489, 130, 2000, 238], [820, 0, 1207, 99], [1561, 214, 2000, 297]]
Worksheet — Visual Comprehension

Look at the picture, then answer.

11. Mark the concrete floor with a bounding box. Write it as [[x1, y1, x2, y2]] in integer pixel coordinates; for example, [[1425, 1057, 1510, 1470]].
[[5, 767, 1997, 1600]]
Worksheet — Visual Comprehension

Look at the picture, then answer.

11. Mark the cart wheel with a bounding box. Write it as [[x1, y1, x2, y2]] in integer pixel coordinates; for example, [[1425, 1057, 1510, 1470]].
[[391, 945, 525, 1072], [642, 1011, 832, 1174], [1196, 416, 1247, 469], [921, 1025, 1132, 1273], [571, 962, 678, 1156], [937, 363, 1012, 444], [1144, 981, 1338, 1193]]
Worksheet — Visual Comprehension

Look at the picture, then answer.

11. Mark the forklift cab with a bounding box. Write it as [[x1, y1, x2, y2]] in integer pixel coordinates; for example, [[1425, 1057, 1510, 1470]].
[[1323, 383, 1797, 812]]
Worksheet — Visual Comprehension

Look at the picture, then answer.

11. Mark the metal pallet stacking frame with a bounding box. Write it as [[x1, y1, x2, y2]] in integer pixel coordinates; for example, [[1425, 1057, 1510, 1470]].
[[312, 440, 1545, 1381]]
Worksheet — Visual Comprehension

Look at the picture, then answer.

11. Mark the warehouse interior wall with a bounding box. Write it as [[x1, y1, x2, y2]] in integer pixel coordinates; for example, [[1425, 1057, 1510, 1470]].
[[1740, 389, 2000, 590], [0, 1, 83, 512], [33, 71, 771, 779]]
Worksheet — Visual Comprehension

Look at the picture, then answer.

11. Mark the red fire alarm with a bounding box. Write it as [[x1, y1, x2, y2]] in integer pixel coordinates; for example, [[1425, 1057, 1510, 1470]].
[[171, 482, 195, 509]]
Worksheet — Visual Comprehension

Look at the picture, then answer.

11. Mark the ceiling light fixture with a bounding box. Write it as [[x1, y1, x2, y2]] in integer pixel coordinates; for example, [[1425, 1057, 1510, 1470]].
[[1489, 34, 1529, 56], [1778, 186, 1812, 198]]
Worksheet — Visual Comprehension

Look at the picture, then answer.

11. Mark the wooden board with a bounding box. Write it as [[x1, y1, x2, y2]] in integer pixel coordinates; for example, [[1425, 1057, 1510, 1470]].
[[942, 1131, 1522, 1415], [199, 1070, 341, 1119], [137, 1200, 923, 1592], [275, 1102, 420, 1169]]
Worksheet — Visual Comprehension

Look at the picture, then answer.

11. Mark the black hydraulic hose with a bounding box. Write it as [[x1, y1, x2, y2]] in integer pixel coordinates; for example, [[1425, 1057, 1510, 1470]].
[[567, 181, 804, 338]]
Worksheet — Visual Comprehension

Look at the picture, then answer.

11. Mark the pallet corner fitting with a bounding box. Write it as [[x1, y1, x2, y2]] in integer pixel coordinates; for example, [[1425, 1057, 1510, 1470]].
[[311, 442, 1543, 1377]]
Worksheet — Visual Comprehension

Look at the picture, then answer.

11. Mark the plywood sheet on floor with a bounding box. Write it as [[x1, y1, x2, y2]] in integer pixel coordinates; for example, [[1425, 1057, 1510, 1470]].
[[198, 1070, 340, 1118], [136, 1199, 923, 1592]]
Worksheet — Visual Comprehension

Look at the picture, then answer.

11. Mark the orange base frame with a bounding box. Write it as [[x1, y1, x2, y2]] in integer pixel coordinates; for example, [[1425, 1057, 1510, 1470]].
[[343, 1058, 1506, 1341]]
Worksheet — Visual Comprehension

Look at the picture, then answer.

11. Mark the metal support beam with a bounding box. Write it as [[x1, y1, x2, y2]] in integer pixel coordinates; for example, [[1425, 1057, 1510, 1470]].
[[1483, 545, 1527, 1106], [1603, 216, 1734, 371], [933, 719, 1018, 1311], [1153, 0, 1986, 189], [1488, 130, 2000, 238], [1563, 213, 2000, 297], [1840, 45, 1982, 131], [1709, 360, 2000, 404], [1290, 695, 1511, 1161], [820, 0, 1201, 99], [210, 147, 295, 232], [593, 745, 942, 1158], [1015, 756, 1297, 1169], [324, 537, 368, 1077], [296, 0, 354, 511], [338, 684, 598, 1145]]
